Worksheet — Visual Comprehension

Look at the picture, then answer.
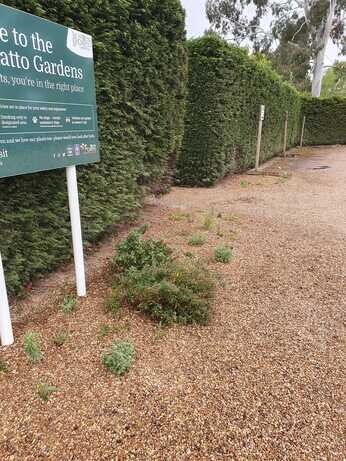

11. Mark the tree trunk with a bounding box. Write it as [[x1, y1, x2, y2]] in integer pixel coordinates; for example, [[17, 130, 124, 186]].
[[310, 0, 336, 97]]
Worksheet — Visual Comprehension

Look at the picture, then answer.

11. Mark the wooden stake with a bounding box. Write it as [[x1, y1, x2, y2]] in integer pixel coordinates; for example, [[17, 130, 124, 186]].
[[300, 116, 306, 148]]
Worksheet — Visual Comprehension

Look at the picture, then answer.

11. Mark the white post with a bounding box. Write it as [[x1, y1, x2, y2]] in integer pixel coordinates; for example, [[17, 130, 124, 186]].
[[283, 111, 288, 158], [255, 105, 265, 171], [66, 166, 86, 297], [300, 116, 306, 148], [0, 252, 14, 346]]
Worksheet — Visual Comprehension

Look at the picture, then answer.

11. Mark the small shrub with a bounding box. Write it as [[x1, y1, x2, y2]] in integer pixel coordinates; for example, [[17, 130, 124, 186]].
[[102, 341, 134, 375], [119, 262, 215, 325], [23, 332, 42, 362], [214, 245, 233, 263], [224, 213, 240, 222], [0, 359, 8, 373], [37, 382, 58, 401], [188, 233, 206, 246], [105, 290, 121, 315], [98, 323, 114, 338], [185, 251, 195, 258], [114, 227, 172, 272], [60, 295, 76, 313], [53, 330, 69, 347], [240, 180, 250, 188]]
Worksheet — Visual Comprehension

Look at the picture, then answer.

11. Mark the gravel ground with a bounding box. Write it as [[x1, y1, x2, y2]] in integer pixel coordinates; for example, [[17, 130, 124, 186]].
[[0, 146, 345, 460]]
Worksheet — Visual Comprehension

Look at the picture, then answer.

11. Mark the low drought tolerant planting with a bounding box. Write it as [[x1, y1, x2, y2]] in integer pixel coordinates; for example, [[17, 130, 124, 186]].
[[214, 245, 233, 263], [114, 226, 173, 273], [23, 331, 42, 362], [111, 229, 215, 325], [37, 382, 58, 401], [102, 340, 134, 376], [188, 233, 206, 246], [53, 330, 69, 347], [60, 295, 76, 314]]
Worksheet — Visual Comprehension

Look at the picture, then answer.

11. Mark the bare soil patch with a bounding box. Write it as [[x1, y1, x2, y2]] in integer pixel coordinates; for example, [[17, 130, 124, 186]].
[[1, 146, 345, 460]]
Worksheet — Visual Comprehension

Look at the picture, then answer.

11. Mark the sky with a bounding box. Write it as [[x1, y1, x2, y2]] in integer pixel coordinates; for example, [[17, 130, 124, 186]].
[[180, 0, 342, 66]]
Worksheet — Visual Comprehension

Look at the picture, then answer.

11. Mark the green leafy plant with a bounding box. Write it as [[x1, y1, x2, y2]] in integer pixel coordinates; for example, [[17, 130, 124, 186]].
[[0, 359, 8, 373], [37, 382, 58, 401], [214, 245, 233, 263], [60, 295, 76, 314], [23, 331, 42, 362], [98, 323, 114, 338], [114, 227, 173, 273], [188, 233, 206, 246], [53, 330, 69, 347], [102, 341, 135, 376]]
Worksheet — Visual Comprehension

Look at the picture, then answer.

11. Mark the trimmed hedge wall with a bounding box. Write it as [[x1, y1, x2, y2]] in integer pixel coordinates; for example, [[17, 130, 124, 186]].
[[174, 36, 302, 186], [0, 0, 187, 294], [302, 97, 346, 146]]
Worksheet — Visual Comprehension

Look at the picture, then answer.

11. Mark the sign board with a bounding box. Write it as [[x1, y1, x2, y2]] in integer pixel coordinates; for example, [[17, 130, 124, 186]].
[[260, 104, 265, 121], [0, 3, 99, 178]]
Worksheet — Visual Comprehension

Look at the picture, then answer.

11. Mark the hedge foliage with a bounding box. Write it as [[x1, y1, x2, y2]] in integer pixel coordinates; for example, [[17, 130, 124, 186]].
[[302, 97, 346, 146], [174, 35, 302, 186], [0, 0, 187, 294]]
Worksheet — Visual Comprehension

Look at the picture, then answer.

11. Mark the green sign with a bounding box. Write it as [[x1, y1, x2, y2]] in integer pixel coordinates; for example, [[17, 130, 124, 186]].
[[0, 4, 99, 178]]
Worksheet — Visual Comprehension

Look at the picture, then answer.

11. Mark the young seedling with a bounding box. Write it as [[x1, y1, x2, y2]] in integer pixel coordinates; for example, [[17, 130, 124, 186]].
[[102, 340, 135, 376], [214, 245, 233, 263], [60, 295, 76, 313], [23, 331, 42, 362], [188, 233, 206, 246], [240, 180, 250, 188], [53, 330, 69, 347], [37, 382, 58, 401], [98, 323, 114, 338], [169, 210, 191, 222]]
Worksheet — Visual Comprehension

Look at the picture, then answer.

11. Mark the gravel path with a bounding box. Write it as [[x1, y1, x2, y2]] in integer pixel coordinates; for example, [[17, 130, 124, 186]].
[[0, 146, 345, 460]]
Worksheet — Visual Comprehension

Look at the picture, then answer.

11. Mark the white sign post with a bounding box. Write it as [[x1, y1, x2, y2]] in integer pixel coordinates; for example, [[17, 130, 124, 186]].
[[66, 166, 86, 297], [255, 105, 265, 171], [0, 253, 14, 346], [300, 116, 306, 148]]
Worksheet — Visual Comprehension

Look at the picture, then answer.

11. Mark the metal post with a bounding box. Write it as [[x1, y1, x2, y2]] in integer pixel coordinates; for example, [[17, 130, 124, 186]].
[[283, 111, 288, 157], [0, 252, 14, 346], [255, 105, 265, 171], [300, 116, 306, 148], [66, 165, 86, 297]]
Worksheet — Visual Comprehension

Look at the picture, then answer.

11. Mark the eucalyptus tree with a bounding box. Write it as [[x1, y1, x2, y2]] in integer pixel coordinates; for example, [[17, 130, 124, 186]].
[[206, 0, 346, 96]]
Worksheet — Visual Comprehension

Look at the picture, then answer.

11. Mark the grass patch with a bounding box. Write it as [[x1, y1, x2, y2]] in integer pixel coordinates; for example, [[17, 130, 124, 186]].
[[169, 210, 192, 222], [23, 332, 42, 362], [53, 330, 69, 347], [202, 210, 215, 230], [223, 213, 240, 222], [0, 359, 8, 373], [37, 382, 58, 401], [105, 290, 121, 315], [102, 340, 134, 376], [188, 233, 206, 246], [214, 245, 233, 263], [153, 323, 166, 342], [60, 295, 76, 314], [240, 180, 251, 188]]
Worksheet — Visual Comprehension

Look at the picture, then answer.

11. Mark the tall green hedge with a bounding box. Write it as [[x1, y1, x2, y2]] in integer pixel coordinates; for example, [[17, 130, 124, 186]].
[[302, 97, 346, 145], [174, 36, 302, 186], [0, 0, 187, 294]]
